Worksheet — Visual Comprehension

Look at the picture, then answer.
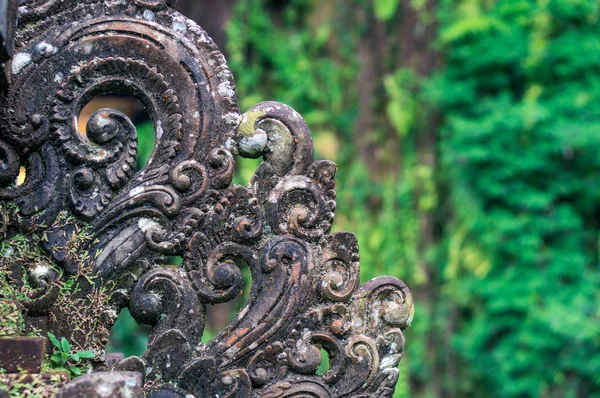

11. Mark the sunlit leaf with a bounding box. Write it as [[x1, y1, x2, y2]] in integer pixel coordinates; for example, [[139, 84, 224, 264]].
[[60, 337, 70, 354], [47, 332, 61, 350], [373, 0, 400, 21], [77, 351, 95, 359]]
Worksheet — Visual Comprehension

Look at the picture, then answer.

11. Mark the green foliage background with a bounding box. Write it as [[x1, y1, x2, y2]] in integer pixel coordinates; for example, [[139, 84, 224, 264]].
[[113, 0, 600, 396], [225, 0, 600, 397]]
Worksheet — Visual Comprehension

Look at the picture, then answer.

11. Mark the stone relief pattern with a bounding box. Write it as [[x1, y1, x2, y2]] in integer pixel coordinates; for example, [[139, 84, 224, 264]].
[[0, 0, 414, 397]]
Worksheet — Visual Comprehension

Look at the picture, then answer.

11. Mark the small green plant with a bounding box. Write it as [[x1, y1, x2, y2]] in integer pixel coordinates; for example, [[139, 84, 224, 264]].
[[47, 332, 94, 376]]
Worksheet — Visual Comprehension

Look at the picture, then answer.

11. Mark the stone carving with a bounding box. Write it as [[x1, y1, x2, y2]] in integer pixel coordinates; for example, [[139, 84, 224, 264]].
[[0, 0, 413, 396]]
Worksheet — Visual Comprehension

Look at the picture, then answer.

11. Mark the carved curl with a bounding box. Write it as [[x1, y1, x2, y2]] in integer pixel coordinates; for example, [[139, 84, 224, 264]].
[[129, 268, 204, 346], [185, 242, 253, 304]]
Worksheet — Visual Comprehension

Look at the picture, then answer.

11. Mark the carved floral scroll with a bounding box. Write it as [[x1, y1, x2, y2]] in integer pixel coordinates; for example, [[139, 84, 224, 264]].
[[0, 1, 413, 396]]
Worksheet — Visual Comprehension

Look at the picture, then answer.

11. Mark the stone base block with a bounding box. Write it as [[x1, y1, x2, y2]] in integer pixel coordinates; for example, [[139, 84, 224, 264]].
[[0, 336, 45, 373]]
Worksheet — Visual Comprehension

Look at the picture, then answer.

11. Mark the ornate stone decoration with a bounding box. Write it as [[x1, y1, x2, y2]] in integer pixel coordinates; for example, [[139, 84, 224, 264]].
[[0, 0, 413, 396]]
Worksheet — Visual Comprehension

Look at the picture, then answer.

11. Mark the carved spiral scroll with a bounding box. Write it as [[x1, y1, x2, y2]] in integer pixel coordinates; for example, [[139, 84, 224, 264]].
[[129, 268, 204, 346], [237, 101, 314, 176], [186, 242, 253, 304]]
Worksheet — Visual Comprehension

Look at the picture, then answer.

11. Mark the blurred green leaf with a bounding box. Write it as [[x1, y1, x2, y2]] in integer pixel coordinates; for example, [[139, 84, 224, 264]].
[[47, 332, 60, 350], [60, 337, 70, 355], [373, 0, 400, 21]]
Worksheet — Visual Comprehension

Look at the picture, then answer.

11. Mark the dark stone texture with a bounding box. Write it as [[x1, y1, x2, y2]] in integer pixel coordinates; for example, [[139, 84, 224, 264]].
[[105, 352, 126, 368]]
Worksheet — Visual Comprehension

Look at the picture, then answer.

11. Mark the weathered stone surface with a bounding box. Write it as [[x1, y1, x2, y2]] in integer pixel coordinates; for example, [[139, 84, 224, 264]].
[[55, 371, 143, 398], [0, 337, 45, 373], [105, 352, 126, 368], [0, 372, 69, 397], [0, 0, 413, 397]]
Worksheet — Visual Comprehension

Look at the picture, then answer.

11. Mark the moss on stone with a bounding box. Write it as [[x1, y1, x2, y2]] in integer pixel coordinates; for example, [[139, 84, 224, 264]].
[[0, 301, 23, 337], [0, 372, 69, 397]]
